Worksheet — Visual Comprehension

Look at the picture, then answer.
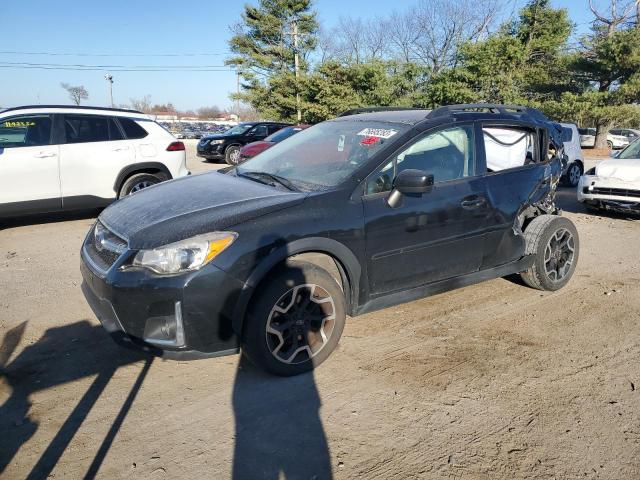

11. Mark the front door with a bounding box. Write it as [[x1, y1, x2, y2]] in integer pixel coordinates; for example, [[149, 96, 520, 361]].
[[362, 124, 490, 295], [0, 114, 61, 215]]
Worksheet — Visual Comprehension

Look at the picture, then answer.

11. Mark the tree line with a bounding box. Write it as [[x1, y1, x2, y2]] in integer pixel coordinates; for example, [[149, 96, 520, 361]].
[[227, 0, 640, 148]]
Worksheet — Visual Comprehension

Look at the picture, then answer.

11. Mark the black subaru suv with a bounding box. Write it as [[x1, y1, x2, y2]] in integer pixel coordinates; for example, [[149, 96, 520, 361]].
[[197, 121, 291, 165], [81, 104, 578, 376]]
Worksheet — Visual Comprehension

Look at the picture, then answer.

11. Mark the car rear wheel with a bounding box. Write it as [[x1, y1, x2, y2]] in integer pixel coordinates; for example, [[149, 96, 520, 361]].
[[225, 145, 241, 165], [561, 162, 582, 188], [242, 261, 346, 376], [118, 173, 165, 198], [520, 215, 579, 291], [607, 140, 613, 149]]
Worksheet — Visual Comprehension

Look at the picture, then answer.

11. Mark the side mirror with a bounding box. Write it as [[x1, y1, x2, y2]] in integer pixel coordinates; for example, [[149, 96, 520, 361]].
[[387, 169, 434, 208]]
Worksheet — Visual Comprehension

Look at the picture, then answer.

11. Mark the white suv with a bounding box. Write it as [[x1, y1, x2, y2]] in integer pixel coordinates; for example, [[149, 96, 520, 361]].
[[0, 105, 190, 218]]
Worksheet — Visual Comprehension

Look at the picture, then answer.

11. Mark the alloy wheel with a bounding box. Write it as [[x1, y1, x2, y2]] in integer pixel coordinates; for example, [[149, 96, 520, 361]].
[[569, 164, 581, 186], [129, 180, 155, 194], [265, 284, 336, 364], [543, 228, 575, 282]]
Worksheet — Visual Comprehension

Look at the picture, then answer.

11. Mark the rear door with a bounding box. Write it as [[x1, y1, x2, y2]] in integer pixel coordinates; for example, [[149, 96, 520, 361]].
[[0, 113, 61, 215], [59, 114, 136, 205], [362, 123, 490, 295], [478, 122, 551, 268]]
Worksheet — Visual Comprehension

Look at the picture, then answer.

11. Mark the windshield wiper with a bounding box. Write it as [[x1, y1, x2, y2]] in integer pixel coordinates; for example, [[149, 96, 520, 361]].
[[237, 171, 298, 191]]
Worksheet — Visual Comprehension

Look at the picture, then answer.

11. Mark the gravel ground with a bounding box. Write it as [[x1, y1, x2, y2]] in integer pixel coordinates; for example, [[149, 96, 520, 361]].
[[1, 147, 639, 480]]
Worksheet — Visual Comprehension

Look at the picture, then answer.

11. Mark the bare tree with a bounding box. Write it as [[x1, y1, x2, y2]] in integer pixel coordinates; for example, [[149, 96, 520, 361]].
[[196, 105, 222, 119], [589, 0, 638, 34], [386, 11, 420, 63], [411, 0, 500, 74], [128, 95, 153, 113], [60, 83, 89, 105]]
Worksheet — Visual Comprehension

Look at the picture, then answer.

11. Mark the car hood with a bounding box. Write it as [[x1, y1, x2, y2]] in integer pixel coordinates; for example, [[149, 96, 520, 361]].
[[595, 159, 640, 183], [99, 171, 306, 249]]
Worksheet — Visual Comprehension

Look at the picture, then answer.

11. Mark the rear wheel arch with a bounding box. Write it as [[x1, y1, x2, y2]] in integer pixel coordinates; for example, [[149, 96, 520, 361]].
[[113, 162, 172, 194], [231, 238, 361, 335]]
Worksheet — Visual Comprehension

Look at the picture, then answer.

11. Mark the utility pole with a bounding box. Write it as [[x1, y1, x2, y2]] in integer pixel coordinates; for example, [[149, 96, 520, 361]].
[[236, 69, 241, 121], [104, 74, 114, 107], [292, 20, 302, 123]]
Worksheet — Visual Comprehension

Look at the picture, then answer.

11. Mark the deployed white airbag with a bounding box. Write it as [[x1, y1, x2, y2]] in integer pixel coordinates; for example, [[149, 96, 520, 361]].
[[484, 128, 531, 171]]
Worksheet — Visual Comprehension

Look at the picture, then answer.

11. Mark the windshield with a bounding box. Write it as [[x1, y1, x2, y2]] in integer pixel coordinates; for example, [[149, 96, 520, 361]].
[[224, 123, 253, 136], [236, 121, 406, 190], [265, 126, 304, 143], [618, 138, 640, 160]]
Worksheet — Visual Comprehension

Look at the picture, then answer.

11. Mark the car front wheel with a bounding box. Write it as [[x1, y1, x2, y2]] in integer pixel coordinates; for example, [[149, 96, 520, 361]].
[[225, 145, 241, 165], [242, 261, 346, 376], [562, 162, 582, 187], [520, 215, 579, 291]]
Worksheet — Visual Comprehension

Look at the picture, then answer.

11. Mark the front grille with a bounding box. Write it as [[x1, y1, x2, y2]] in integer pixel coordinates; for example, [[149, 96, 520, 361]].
[[84, 222, 128, 274], [583, 187, 640, 198]]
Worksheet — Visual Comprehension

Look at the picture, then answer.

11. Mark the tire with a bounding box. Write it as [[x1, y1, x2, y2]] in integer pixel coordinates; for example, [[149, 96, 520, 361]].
[[242, 260, 346, 376], [561, 162, 582, 188], [607, 140, 613, 150], [225, 145, 241, 165], [520, 215, 579, 291], [118, 172, 165, 198]]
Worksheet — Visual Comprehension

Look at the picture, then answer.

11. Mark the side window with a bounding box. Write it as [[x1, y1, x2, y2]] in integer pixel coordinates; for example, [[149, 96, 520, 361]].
[[267, 125, 282, 135], [366, 125, 475, 195], [0, 115, 52, 148], [109, 118, 124, 141], [64, 115, 109, 144], [561, 127, 573, 142], [250, 125, 269, 137], [483, 127, 537, 172], [118, 118, 148, 139]]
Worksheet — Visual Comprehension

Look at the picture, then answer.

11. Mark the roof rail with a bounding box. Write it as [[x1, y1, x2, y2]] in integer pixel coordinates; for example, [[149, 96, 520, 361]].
[[338, 106, 424, 117], [0, 105, 144, 115], [427, 103, 548, 121]]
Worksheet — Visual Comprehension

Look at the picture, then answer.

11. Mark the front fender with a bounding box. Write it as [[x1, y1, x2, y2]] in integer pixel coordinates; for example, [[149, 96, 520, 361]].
[[231, 237, 361, 334]]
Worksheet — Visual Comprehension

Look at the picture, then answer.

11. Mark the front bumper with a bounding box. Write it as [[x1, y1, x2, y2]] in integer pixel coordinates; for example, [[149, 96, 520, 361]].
[[80, 233, 246, 359], [197, 142, 225, 159], [577, 174, 640, 213]]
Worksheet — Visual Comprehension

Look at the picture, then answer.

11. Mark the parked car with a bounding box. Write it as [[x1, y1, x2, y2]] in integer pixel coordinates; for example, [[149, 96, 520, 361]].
[[197, 121, 291, 165], [559, 123, 584, 187], [0, 105, 189, 218], [609, 128, 640, 143], [81, 103, 578, 376], [578, 128, 630, 149], [239, 125, 310, 162], [578, 138, 640, 214]]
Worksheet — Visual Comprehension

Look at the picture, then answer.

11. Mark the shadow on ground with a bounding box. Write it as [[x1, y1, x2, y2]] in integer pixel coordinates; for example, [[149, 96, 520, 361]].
[[0, 209, 100, 230], [232, 356, 332, 480], [0, 320, 150, 479]]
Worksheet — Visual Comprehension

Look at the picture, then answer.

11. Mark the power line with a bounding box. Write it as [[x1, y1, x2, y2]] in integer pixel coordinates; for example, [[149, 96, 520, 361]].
[[0, 65, 234, 72], [0, 50, 229, 57], [0, 61, 230, 69]]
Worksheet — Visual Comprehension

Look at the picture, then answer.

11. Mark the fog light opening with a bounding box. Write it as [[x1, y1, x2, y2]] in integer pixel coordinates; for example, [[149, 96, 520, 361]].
[[143, 301, 186, 347]]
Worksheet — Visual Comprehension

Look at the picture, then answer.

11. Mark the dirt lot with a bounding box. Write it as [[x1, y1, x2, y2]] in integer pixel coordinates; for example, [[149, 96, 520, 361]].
[[1, 148, 639, 479]]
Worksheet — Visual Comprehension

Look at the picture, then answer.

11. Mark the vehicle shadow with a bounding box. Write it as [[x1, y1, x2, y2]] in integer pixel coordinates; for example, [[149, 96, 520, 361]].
[[0, 319, 150, 479], [230, 237, 333, 480], [0, 209, 101, 230], [232, 357, 332, 480]]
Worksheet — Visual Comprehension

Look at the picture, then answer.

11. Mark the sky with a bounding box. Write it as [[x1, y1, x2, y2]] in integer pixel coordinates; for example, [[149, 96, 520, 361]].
[[1, 0, 595, 111]]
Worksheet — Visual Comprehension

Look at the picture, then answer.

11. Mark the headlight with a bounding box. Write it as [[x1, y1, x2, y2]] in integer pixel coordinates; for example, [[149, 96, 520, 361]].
[[209, 139, 225, 145], [129, 232, 237, 274]]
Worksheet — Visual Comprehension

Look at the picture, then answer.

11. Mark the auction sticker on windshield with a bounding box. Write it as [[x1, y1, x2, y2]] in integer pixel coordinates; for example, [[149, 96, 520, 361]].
[[357, 128, 397, 139]]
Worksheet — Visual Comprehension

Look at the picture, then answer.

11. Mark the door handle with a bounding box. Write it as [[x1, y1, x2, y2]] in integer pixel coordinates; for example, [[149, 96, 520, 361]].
[[34, 152, 56, 158], [461, 196, 487, 209], [111, 146, 130, 151]]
